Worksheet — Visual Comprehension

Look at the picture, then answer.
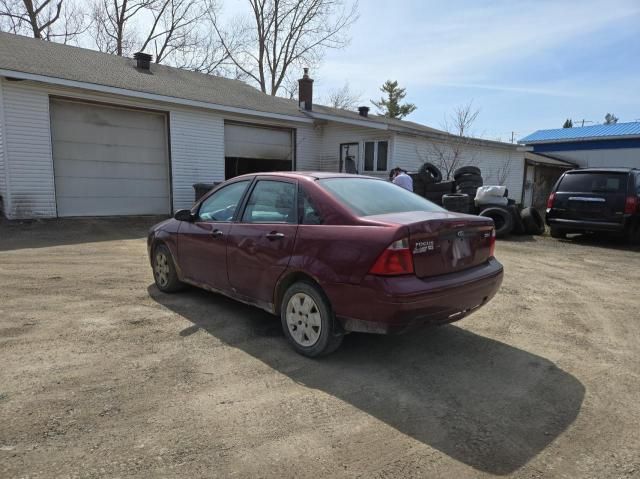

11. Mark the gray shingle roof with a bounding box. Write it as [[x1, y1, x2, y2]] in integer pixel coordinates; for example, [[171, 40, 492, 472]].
[[0, 32, 306, 118]]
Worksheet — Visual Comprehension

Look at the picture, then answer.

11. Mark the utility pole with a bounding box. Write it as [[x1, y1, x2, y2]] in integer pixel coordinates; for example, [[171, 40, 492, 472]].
[[511, 131, 515, 143], [577, 119, 594, 127]]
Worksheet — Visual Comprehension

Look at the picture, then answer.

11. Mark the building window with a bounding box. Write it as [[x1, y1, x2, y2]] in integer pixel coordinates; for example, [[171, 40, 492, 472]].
[[363, 140, 389, 172]]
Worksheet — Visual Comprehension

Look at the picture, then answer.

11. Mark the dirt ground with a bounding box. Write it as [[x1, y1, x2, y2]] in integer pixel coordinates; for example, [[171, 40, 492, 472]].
[[1, 218, 639, 479]]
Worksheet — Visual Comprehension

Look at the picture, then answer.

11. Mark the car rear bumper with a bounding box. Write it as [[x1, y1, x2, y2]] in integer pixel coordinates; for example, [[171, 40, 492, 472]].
[[324, 258, 504, 335], [546, 217, 626, 232]]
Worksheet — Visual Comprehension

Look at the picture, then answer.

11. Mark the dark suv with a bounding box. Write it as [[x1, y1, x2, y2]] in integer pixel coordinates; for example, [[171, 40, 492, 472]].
[[546, 167, 640, 242]]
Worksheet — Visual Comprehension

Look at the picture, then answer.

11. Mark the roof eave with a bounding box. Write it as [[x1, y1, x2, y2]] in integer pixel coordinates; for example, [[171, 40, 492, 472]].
[[0, 68, 313, 124], [304, 111, 388, 130]]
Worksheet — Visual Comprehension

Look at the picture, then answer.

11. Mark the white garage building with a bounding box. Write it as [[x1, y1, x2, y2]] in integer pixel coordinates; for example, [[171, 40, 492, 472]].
[[0, 32, 524, 219]]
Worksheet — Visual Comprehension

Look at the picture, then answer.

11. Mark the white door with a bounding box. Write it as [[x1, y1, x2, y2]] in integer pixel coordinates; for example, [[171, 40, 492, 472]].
[[51, 99, 170, 216]]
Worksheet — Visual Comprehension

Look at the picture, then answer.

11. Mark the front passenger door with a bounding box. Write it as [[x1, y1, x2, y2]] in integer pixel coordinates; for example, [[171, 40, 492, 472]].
[[178, 180, 250, 291], [227, 179, 298, 306]]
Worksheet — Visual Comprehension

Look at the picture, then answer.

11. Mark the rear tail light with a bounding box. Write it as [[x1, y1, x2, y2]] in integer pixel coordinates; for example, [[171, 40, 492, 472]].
[[547, 192, 556, 209], [369, 238, 414, 276], [489, 229, 496, 257], [624, 196, 638, 214]]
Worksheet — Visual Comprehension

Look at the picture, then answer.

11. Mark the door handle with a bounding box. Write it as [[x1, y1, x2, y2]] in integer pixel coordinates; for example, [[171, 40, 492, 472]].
[[211, 229, 224, 238], [266, 231, 285, 240]]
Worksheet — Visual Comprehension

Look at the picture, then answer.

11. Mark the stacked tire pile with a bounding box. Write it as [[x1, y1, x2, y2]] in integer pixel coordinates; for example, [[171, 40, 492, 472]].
[[410, 163, 454, 206], [474, 186, 545, 238], [441, 166, 484, 214]]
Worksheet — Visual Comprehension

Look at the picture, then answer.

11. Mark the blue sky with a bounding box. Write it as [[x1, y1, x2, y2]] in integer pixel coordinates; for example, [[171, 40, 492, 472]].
[[304, 0, 640, 142]]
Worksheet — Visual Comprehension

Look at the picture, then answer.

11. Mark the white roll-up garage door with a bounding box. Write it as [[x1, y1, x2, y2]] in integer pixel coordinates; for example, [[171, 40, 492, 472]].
[[50, 99, 170, 217], [224, 123, 293, 160]]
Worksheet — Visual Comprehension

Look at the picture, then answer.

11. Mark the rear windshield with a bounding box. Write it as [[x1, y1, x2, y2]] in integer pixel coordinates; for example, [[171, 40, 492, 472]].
[[558, 172, 628, 194], [319, 177, 445, 216]]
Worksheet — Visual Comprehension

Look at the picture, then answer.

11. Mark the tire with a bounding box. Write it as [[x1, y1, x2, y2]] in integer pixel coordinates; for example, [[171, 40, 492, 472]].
[[456, 176, 483, 189], [152, 244, 184, 293], [418, 162, 443, 183], [521, 207, 545, 235], [453, 166, 481, 179], [508, 205, 525, 235], [280, 281, 343, 357], [442, 193, 472, 213], [479, 207, 514, 238], [424, 180, 455, 193], [550, 227, 566, 239]]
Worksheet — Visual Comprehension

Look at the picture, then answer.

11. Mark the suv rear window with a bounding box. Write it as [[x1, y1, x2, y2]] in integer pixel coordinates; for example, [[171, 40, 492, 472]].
[[319, 177, 445, 216], [558, 172, 628, 194]]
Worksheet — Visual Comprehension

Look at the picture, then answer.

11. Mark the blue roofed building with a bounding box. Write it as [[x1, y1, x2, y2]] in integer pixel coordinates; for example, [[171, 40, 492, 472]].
[[517, 122, 640, 210], [519, 122, 640, 169]]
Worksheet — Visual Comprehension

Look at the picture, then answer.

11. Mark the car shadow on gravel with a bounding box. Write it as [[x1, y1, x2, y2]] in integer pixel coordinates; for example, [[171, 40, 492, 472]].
[[0, 217, 167, 251], [148, 285, 585, 476]]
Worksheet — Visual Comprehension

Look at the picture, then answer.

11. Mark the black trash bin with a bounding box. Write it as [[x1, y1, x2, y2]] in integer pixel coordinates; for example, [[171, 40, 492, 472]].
[[193, 182, 220, 202]]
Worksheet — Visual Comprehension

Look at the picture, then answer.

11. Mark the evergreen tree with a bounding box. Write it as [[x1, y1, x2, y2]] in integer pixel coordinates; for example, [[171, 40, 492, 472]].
[[371, 80, 417, 119], [563, 118, 573, 128]]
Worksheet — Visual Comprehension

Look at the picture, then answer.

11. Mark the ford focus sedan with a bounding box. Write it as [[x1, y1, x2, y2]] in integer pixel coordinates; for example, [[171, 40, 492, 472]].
[[148, 172, 503, 357]]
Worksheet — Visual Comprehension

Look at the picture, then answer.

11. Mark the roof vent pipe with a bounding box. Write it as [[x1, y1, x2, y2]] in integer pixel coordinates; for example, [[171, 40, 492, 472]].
[[134, 52, 152, 70], [298, 68, 314, 111], [358, 106, 370, 117]]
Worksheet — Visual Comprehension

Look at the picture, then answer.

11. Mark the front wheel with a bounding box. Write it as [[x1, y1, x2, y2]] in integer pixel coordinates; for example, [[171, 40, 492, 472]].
[[280, 281, 343, 357], [153, 244, 184, 293]]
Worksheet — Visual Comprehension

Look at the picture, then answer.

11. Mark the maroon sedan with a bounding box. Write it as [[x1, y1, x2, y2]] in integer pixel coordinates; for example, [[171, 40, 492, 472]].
[[148, 172, 503, 357]]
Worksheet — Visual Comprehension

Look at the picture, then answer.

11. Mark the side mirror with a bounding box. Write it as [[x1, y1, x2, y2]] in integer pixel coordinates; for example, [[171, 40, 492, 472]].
[[174, 209, 195, 222]]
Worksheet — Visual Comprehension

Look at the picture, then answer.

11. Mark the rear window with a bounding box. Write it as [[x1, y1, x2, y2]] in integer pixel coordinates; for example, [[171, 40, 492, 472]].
[[319, 177, 445, 216], [558, 172, 628, 194]]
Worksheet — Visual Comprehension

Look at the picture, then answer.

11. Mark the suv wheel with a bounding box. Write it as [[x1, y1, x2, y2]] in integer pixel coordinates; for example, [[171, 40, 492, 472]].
[[281, 281, 343, 357], [550, 227, 566, 239]]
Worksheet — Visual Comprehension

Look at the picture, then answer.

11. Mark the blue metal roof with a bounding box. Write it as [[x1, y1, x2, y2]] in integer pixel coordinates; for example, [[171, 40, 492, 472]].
[[519, 121, 640, 144]]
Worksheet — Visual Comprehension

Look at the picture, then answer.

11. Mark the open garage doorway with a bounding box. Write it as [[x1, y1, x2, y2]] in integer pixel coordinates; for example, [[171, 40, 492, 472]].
[[224, 122, 294, 180]]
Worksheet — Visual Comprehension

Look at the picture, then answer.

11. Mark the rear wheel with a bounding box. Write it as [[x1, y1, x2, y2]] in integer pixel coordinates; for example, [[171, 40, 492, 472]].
[[281, 281, 343, 357], [153, 244, 184, 293], [550, 227, 566, 239]]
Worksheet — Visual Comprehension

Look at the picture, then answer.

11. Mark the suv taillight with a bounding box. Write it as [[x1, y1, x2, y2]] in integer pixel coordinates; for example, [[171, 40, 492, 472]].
[[547, 192, 556, 209], [624, 196, 638, 214], [369, 238, 414, 276], [489, 229, 496, 257]]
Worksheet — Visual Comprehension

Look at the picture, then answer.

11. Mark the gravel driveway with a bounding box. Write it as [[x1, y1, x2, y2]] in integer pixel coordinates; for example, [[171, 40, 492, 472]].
[[1, 218, 639, 478]]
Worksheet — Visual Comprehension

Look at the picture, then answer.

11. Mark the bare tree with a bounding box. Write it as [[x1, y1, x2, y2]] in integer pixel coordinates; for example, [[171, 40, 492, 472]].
[[325, 81, 361, 109], [422, 102, 481, 180], [0, 0, 86, 42], [90, 0, 157, 56], [212, 0, 358, 96], [492, 155, 513, 186]]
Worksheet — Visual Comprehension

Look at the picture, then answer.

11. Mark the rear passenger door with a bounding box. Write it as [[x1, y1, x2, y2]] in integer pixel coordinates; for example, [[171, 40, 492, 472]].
[[226, 179, 298, 306]]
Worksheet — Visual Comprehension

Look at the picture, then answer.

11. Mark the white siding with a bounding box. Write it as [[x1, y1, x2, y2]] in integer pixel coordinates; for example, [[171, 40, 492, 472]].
[[394, 133, 525, 201], [0, 80, 8, 216], [296, 123, 322, 171], [2, 81, 56, 219], [170, 110, 225, 210], [541, 148, 640, 169], [319, 124, 392, 174]]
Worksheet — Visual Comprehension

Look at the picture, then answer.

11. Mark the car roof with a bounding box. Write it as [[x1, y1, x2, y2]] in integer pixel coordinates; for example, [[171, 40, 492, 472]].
[[565, 167, 639, 174], [229, 171, 383, 181]]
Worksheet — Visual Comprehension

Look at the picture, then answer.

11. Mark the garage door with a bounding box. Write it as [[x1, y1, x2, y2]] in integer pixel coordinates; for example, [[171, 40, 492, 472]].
[[50, 100, 170, 216], [224, 123, 293, 160]]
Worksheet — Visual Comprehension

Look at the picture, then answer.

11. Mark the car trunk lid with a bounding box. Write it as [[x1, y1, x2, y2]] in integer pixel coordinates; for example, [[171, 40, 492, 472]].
[[365, 211, 494, 278]]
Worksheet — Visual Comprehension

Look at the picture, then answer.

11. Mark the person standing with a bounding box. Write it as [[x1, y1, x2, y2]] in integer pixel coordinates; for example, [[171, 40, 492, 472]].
[[392, 167, 413, 192]]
